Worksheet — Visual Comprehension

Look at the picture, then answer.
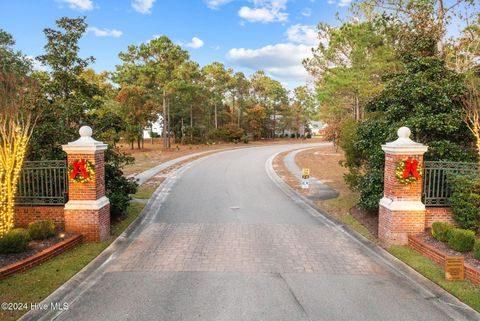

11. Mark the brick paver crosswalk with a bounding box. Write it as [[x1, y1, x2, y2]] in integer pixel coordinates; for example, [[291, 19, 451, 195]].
[[108, 223, 385, 275]]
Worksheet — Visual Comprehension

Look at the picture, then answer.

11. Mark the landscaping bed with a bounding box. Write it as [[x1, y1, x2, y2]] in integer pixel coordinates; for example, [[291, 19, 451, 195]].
[[417, 231, 480, 271], [409, 234, 480, 285], [0, 232, 76, 269], [0, 234, 82, 280]]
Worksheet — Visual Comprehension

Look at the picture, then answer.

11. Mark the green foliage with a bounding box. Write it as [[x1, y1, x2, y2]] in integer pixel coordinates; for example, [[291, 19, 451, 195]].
[[474, 240, 480, 260], [449, 174, 480, 233], [431, 222, 454, 242], [346, 36, 476, 210], [447, 228, 476, 252], [0, 228, 30, 254], [104, 148, 138, 218], [0, 29, 32, 75], [28, 220, 56, 240], [32, 17, 101, 159]]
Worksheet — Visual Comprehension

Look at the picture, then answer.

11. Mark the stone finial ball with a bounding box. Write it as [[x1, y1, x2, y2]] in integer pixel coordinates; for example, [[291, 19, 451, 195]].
[[79, 126, 93, 137], [397, 126, 411, 139]]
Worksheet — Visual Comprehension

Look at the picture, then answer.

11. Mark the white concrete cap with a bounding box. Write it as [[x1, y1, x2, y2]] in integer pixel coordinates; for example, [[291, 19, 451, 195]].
[[62, 126, 108, 154], [381, 126, 428, 155]]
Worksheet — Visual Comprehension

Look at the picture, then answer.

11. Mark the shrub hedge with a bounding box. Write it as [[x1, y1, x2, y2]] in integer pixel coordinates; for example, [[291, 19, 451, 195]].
[[449, 174, 480, 233], [0, 228, 31, 254], [474, 240, 480, 260], [447, 228, 476, 253], [28, 220, 56, 240], [431, 222, 453, 242]]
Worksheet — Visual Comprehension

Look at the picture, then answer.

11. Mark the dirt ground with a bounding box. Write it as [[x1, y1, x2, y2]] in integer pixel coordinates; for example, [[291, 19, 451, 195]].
[[274, 146, 377, 241], [120, 138, 320, 176]]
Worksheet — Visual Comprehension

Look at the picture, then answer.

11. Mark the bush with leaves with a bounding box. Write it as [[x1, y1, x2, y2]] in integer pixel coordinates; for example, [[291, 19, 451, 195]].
[[104, 148, 138, 218], [449, 174, 480, 233], [28, 220, 56, 240], [345, 32, 476, 211], [0, 228, 30, 253], [447, 228, 476, 252], [431, 222, 454, 242]]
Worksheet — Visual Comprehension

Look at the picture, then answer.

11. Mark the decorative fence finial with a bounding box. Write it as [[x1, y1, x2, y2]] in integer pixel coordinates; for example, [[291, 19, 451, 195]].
[[397, 126, 411, 139], [79, 126, 93, 138]]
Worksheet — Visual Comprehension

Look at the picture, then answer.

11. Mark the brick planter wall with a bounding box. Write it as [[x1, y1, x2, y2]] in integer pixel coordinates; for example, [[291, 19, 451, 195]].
[[425, 207, 454, 228], [408, 235, 480, 285], [0, 234, 83, 280], [14, 206, 65, 229]]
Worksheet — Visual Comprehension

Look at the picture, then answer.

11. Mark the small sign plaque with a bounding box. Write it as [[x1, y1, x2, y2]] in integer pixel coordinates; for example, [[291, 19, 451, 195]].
[[302, 168, 310, 177], [445, 256, 464, 281]]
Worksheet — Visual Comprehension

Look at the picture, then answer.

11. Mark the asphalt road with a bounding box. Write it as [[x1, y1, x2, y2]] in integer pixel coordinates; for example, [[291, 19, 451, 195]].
[[28, 143, 479, 321]]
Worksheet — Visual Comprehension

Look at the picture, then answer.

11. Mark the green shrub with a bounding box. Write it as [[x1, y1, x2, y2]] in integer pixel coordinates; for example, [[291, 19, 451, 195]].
[[474, 240, 480, 260], [449, 174, 480, 233], [105, 148, 138, 218], [447, 228, 475, 252], [431, 222, 453, 242], [0, 228, 31, 254], [28, 220, 56, 240]]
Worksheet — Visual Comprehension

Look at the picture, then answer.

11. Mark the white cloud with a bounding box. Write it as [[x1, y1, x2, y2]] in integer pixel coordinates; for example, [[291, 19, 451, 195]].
[[238, 0, 288, 23], [286, 24, 318, 45], [132, 0, 155, 14], [88, 27, 123, 38], [301, 7, 312, 16], [186, 37, 204, 49], [227, 43, 313, 81], [205, 0, 234, 9], [57, 0, 93, 11], [338, 0, 351, 6]]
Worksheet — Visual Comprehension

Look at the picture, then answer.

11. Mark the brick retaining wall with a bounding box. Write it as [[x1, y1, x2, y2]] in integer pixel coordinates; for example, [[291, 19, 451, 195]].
[[0, 234, 83, 280], [408, 235, 480, 285]]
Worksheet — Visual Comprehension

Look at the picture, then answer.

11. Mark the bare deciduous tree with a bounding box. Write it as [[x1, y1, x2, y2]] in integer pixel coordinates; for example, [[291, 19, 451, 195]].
[[461, 78, 480, 161]]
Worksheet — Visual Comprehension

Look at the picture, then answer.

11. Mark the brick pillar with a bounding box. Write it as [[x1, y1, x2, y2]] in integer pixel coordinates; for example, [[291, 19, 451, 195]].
[[378, 127, 428, 246], [62, 126, 110, 242]]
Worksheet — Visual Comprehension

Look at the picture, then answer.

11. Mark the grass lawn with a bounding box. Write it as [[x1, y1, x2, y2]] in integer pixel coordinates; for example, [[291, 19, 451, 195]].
[[389, 245, 480, 312], [0, 202, 146, 321], [132, 185, 158, 199]]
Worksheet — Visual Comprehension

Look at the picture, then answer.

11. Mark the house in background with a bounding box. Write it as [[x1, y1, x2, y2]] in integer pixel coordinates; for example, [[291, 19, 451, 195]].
[[143, 115, 163, 139], [309, 121, 327, 136]]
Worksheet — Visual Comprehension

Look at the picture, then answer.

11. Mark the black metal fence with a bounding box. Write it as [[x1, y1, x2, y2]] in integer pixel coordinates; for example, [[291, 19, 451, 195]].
[[422, 161, 477, 207], [16, 160, 68, 206]]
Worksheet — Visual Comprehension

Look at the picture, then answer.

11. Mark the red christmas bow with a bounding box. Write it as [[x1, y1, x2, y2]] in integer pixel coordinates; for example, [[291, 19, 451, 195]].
[[403, 158, 419, 179], [70, 159, 90, 180]]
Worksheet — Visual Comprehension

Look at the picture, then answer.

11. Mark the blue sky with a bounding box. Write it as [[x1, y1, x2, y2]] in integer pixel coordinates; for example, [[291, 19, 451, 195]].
[[0, 0, 350, 89]]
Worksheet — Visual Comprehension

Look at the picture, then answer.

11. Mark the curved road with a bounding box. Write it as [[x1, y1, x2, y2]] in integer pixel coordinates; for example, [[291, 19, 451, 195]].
[[27, 144, 479, 321]]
